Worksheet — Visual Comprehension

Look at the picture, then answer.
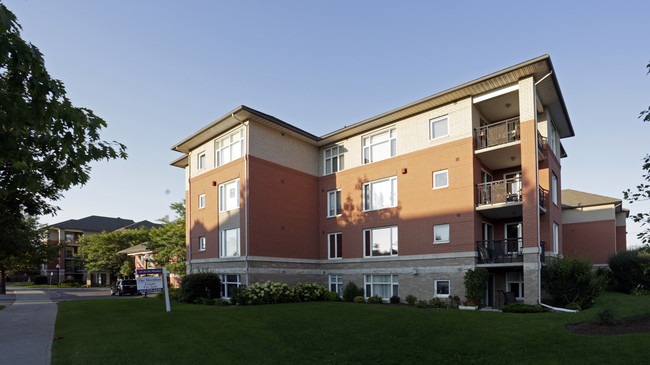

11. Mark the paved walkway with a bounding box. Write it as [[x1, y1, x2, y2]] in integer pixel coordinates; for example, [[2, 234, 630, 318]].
[[0, 286, 57, 365]]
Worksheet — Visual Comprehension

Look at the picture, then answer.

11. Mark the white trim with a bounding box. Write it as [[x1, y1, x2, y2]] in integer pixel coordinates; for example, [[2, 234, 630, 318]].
[[552, 221, 559, 254], [363, 226, 398, 258], [434, 279, 451, 298], [432, 169, 449, 189], [362, 126, 396, 165], [327, 189, 342, 218], [198, 236, 206, 251], [551, 172, 558, 206], [328, 274, 343, 297], [215, 127, 245, 168], [362, 176, 397, 211], [197, 152, 206, 170], [220, 228, 240, 258], [430, 115, 449, 140], [364, 274, 399, 300], [473, 84, 519, 103], [198, 193, 205, 209], [433, 224, 450, 244], [323, 145, 344, 175], [328, 232, 343, 259], [219, 178, 240, 212]]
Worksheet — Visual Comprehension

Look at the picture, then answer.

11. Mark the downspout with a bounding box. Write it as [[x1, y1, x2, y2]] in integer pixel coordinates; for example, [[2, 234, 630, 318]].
[[232, 113, 250, 286], [187, 154, 193, 274]]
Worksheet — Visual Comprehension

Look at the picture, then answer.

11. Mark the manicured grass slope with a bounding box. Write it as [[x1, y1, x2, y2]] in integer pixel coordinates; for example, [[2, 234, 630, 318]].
[[53, 292, 650, 365]]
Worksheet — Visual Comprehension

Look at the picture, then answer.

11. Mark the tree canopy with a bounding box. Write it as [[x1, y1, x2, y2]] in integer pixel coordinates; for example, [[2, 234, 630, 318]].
[[148, 201, 186, 275], [77, 228, 151, 279], [623, 61, 650, 246]]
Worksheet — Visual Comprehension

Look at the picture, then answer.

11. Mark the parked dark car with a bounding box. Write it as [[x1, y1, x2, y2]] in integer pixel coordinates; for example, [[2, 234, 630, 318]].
[[111, 279, 139, 296]]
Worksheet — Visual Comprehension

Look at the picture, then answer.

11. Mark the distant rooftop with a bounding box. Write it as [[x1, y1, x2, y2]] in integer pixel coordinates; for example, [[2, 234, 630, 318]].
[[48, 216, 161, 232], [562, 189, 622, 209]]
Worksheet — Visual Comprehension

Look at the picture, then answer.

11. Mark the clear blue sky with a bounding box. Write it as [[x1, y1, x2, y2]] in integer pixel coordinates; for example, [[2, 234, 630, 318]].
[[4, 0, 649, 248]]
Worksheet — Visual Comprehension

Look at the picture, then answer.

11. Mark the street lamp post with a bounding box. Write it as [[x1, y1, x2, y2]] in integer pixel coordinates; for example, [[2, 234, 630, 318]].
[[143, 253, 150, 298], [55, 264, 60, 286]]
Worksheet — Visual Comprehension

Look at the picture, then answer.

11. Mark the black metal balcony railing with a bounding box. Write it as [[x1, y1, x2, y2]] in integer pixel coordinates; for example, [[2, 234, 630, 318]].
[[477, 177, 522, 206], [539, 186, 548, 210], [476, 238, 523, 264], [475, 117, 520, 150], [537, 131, 547, 155]]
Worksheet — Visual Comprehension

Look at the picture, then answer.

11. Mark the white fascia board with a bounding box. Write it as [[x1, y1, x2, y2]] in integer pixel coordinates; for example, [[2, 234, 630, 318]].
[[473, 84, 519, 104]]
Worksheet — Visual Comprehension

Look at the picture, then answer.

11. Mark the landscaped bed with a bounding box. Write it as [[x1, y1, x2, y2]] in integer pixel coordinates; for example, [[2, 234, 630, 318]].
[[52, 291, 650, 364]]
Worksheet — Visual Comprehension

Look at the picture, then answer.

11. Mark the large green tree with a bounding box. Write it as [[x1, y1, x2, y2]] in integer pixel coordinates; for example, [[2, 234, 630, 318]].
[[148, 201, 186, 276], [77, 228, 151, 280], [0, 5, 126, 293], [624, 61, 650, 246]]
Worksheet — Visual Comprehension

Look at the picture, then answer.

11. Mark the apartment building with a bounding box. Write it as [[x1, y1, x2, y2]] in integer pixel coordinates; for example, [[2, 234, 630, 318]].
[[562, 189, 628, 266], [171, 55, 574, 306]]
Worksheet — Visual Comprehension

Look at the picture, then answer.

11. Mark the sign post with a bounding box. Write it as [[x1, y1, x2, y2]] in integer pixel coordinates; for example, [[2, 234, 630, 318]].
[[136, 268, 171, 312]]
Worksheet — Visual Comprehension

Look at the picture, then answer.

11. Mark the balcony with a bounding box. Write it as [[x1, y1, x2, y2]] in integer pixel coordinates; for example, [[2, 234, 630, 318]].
[[475, 117, 520, 150], [539, 186, 548, 213], [476, 238, 523, 264], [476, 177, 522, 219]]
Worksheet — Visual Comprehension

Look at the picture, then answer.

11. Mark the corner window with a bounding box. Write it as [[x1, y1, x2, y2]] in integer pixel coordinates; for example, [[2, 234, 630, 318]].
[[220, 274, 240, 298], [327, 189, 342, 217], [430, 116, 449, 140], [362, 127, 396, 164], [433, 169, 449, 189], [551, 173, 558, 206], [198, 152, 206, 170], [219, 179, 240, 212], [433, 224, 450, 244], [434, 280, 450, 298], [329, 274, 343, 297], [198, 194, 205, 209], [364, 274, 398, 300], [364, 226, 398, 257], [328, 233, 342, 259], [198, 236, 206, 251], [220, 228, 240, 257], [363, 177, 397, 211], [553, 222, 559, 254], [215, 127, 245, 167], [324, 145, 344, 175]]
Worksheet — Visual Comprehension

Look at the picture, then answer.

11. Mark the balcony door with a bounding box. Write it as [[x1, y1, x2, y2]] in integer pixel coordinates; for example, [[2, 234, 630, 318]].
[[505, 222, 522, 254], [504, 171, 522, 201]]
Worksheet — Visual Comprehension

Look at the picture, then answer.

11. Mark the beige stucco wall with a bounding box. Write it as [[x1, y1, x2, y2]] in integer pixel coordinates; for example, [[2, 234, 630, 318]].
[[249, 122, 319, 176], [562, 205, 615, 224], [616, 211, 627, 227]]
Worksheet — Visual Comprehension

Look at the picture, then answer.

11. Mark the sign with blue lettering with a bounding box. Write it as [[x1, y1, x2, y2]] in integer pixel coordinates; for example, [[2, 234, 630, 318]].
[[136, 268, 163, 275]]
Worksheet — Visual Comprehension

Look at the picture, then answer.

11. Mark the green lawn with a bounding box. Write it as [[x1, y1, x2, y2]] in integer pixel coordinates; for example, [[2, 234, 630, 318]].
[[53, 292, 650, 365]]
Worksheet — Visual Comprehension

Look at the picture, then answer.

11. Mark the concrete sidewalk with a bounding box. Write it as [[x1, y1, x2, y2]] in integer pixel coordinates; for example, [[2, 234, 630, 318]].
[[0, 286, 57, 365]]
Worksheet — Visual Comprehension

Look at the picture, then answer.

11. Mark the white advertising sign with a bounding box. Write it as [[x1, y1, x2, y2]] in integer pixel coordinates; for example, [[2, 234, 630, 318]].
[[137, 275, 163, 293]]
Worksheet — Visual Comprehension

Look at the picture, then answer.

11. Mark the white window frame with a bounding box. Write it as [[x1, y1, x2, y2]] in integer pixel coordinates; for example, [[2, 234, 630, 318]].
[[363, 176, 397, 211], [219, 178, 240, 212], [220, 228, 240, 258], [430, 115, 449, 140], [434, 280, 450, 298], [364, 274, 398, 300], [329, 274, 343, 297], [220, 274, 241, 299], [553, 221, 559, 254], [215, 127, 245, 168], [362, 127, 396, 165], [432, 169, 449, 189], [198, 236, 206, 251], [198, 194, 205, 209], [506, 271, 524, 300], [328, 232, 342, 259], [549, 121, 558, 157], [327, 189, 342, 217], [324, 145, 344, 175], [551, 173, 558, 206], [433, 224, 450, 244], [198, 152, 206, 170], [363, 226, 398, 257]]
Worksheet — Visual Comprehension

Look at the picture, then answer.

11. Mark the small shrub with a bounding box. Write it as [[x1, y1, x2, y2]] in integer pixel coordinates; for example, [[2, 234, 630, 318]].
[[542, 255, 606, 310], [501, 303, 550, 313], [464, 268, 489, 307], [353, 296, 366, 303], [565, 302, 582, 311], [367, 295, 383, 304], [33, 275, 48, 285], [608, 249, 650, 293], [405, 295, 417, 306], [240, 281, 292, 305], [630, 287, 649, 296], [597, 308, 615, 325], [415, 300, 429, 308], [291, 283, 327, 302], [343, 282, 364, 302], [229, 286, 245, 305], [325, 291, 341, 301], [59, 279, 82, 288], [448, 295, 461, 309], [389, 295, 400, 304], [180, 273, 221, 303], [430, 297, 447, 309], [216, 299, 229, 306]]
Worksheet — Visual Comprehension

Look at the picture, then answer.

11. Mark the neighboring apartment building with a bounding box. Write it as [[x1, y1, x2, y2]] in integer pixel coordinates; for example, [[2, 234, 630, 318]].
[[171, 55, 575, 306], [44, 216, 161, 285], [562, 189, 628, 266]]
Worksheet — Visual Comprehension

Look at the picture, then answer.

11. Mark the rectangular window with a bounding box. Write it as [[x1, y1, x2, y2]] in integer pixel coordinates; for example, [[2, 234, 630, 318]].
[[220, 274, 241, 298], [329, 275, 343, 297], [364, 274, 398, 300], [433, 169, 449, 189], [324, 145, 344, 175], [364, 226, 398, 257], [328, 233, 343, 259], [198, 236, 206, 251], [327, 189, 342, 217], [198, 152, 206, 170], [220, 228, 240, 257], [219, 179, 240, 212], [198, 194, 205, 209], [430, 116, 449, 140], [434, 280, 450, 298], [362, 127, 396, 164], [506, 271, 524, 299], [549, 121, 558, 156], [363, 176, 397, 211], [215, 127, 245, 167], [553, 221, 559, 254], [433, 224, 450, 244], [551, 173, 558, 205]]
